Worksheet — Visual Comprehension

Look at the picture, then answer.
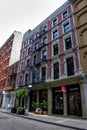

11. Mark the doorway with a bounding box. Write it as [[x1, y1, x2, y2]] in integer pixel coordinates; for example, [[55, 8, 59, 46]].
[[67, 85, 82, 116], [52, 87, 63, 114]]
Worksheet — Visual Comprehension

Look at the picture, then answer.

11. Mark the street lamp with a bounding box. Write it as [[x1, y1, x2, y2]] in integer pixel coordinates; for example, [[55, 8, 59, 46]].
[[28, 85, 32, 88], [27, 84, 32, 114]]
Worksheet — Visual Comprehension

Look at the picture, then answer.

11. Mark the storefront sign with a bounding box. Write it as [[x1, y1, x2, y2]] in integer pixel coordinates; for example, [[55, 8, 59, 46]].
[[61, 86, 66, 92]]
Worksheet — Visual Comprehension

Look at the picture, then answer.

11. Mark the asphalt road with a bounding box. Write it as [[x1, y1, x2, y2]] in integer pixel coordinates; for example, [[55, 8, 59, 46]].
[[0, 112, 75, 130]]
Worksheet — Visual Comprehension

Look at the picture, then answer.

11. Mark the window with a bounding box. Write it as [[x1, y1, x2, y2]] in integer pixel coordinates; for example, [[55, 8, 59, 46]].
[[35, 42, 38, 50], [63, 11, 68, 19], [53, 44, 58, 55], [43, 26, 47, 33], [42, 50, 47, 59], [53, 62, 59, 79], [53, 19, 58, 27], [53, 30, 58, 39], [66, 57, 74, 76], [41, 67, 46, 81], [33, 55, 36, 65], [64, 23, 70, 33], [25, 74, 30, 85], [26, 59, 30, 67], [43, 37, 48, 44], [32, 70, 37, 83], [28, 47, 31, 55], [65, 37, 72, 50]]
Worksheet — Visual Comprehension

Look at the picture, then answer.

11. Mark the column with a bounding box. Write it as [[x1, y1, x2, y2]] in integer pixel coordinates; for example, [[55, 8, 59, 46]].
[[80, 83, 87, 118], [48, 88, 52, 115], [37, 90, 39, 102], [63, 92, 67, 116]]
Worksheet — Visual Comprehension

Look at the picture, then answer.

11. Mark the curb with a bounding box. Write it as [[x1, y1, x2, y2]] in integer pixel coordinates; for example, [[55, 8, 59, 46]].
[[0, 111, 87, 130]]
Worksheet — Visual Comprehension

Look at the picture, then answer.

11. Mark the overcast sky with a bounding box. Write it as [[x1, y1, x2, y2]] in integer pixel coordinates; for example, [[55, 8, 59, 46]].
[[0, 0, 67, 47]]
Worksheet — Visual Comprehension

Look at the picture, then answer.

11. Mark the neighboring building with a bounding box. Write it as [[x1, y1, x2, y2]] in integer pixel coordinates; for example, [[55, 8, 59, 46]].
[[69, 0, 87, 117], [0, 31, 22, 108], [17, 0, 86, 117]]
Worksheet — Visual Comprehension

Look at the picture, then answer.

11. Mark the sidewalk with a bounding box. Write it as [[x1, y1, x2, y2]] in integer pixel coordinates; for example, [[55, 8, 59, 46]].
[[0, 108, 87, 130]]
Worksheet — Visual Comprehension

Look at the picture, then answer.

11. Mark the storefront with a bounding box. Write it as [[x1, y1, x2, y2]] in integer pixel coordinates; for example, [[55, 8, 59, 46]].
[[29, 78, 83, 117], [30, 91, 37, 112], [67, 84, 82, 116], [52, 87, 63, 114]]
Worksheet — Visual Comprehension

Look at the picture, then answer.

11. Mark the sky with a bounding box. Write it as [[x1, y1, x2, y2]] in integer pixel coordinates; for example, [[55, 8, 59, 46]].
[[0, 0, 67, 47]]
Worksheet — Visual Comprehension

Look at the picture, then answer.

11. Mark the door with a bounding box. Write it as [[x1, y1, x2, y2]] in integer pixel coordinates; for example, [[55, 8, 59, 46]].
[[52, 88, 63, 114], [67, 85, 82, 116]]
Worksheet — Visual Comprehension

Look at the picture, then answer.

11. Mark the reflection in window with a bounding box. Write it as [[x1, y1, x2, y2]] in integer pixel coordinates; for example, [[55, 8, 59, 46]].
[[65, 37, 72, 50], [53, 62, 59, 79], [66, 57, 74, 76]]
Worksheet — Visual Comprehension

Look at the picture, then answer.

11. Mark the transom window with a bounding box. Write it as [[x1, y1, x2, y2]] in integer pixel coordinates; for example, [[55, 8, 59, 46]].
[[65, 37, 72, 50], [64, 23, 70, 33], [53, 19, 58, 27], [63, 11, 68, 19], [66, 57, 74, 76], [53, 44, 58, 55], [53, 62, 59, 79], [53, 30, 58, 40]]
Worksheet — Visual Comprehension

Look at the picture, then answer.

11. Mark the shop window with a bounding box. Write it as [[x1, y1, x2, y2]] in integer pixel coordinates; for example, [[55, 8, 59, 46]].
[[53, 62, 59, 79], [41, 67, 46, 81], [53, 44, 58, 55], [30, 91, 37, 112], [39, 89, 47, 103], [66, 57, 74, 76], [64, 22, 70, 33], [53, 30, 58, 40], [67, 85, 82, 116], [65, 37, 72, 50], [63, 11, 68, 19], [52, 87, 63, 114]]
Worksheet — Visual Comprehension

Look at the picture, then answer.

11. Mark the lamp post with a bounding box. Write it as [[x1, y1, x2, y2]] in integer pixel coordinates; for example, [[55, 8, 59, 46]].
[[27, 84, 32, 112]]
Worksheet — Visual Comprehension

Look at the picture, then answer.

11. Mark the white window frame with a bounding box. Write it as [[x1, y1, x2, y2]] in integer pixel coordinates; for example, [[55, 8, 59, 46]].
[[63, 32, 73, 51], [52, 17, 58, 27], [64, 53, 76, 77]]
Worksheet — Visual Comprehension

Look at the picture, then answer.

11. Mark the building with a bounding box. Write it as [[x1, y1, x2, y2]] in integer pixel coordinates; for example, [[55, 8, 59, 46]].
[[69, 0, 87, 117], [0, 31, 22, 108], [17, 0, 87, 117]]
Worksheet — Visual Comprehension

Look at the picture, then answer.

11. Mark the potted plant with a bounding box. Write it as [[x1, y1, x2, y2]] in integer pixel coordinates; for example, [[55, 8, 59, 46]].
[[32, 102, 41, 114], [40, 100, 48, 115], [17, 106, 25, 115], [11, 106, 17, 113]]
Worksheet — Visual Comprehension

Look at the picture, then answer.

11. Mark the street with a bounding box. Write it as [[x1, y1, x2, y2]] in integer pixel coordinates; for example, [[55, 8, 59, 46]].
[[0, 112, 75, 130]]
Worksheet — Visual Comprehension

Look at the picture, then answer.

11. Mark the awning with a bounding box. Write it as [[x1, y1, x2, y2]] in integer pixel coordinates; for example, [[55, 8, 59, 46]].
[[5, 86, 12, 91]]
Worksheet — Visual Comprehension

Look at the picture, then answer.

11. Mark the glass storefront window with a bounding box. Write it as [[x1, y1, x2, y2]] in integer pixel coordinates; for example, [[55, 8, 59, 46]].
[[52, 87, 63, 115], [67, 85, 82, 116]]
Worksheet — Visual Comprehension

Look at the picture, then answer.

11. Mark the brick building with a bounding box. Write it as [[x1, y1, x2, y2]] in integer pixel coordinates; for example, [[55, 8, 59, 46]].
[[16, 0, 86, 117], [0, 31, 22, 108]]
